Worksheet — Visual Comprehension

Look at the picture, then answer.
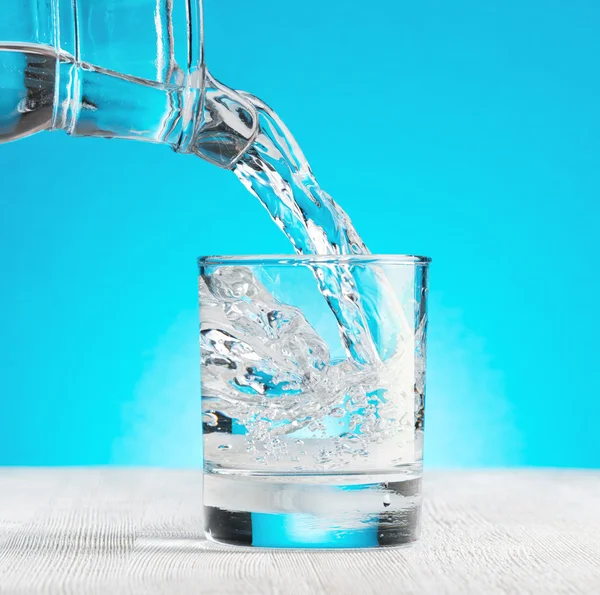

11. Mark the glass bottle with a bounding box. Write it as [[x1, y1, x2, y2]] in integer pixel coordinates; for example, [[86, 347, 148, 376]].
[[0, 0, 257, 168]]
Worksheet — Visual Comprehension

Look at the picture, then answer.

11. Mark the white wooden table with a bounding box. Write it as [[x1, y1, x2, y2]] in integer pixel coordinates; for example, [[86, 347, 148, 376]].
[[0, 468, 599, 594]]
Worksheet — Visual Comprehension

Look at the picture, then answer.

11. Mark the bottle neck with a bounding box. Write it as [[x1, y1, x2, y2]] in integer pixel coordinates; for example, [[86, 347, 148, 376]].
[[52, 59, 258, 169]]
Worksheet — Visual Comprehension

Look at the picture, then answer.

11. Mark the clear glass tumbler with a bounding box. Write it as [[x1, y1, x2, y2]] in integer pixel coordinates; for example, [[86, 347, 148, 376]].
[[199, 254, 430, 548]]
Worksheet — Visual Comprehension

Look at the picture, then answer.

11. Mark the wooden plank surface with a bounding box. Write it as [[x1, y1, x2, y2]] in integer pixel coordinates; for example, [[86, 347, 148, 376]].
[[0, 468, 599, 594]]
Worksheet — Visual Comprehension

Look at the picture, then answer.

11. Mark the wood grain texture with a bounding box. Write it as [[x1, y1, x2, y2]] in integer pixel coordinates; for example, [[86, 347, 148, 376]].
[[0, 469, 599, 594]]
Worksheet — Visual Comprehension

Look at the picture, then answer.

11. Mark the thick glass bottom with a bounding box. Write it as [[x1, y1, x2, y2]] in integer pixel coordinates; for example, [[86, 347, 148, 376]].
[[203, 472, 421, 549]]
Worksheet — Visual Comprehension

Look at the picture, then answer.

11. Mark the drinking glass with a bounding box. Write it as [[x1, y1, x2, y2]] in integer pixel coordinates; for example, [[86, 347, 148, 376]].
[[199, 254, 430, 548]]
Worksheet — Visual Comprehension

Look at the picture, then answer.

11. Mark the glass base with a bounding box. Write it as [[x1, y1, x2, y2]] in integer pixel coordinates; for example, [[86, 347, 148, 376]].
[[203, 473, 421, 549]]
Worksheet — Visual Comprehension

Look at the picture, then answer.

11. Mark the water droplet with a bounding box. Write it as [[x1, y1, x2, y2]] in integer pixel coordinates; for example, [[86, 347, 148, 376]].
[[357, 449, 369, 457], [218, 444, 231, 450], [203, 412, 219, 427], [295, 439, 304, 445], [256, 456, 267, 464], [300, 451, 306, 455], [383, 494, 391, 507]]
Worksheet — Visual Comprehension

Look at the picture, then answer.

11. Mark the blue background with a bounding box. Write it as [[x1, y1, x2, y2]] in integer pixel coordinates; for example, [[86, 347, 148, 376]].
[[1, 0, 598, 468]]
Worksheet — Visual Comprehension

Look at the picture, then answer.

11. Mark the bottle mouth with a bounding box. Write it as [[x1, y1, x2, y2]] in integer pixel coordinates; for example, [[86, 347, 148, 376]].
[[198, 254, 432, 267], [187, 72, 259, 169]]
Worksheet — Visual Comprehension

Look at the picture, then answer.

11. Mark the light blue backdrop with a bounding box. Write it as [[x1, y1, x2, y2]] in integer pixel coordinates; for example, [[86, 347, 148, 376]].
[[1, 0, 598, 468]]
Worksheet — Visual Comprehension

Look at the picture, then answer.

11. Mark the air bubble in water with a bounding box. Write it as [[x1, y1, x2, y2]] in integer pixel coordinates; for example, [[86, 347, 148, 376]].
[[314, 449, 333, 463], [383, 494, 391, 507], [346, 387, 368, 412], [349, 414, 362, 431], [329, 406, 345, 418]]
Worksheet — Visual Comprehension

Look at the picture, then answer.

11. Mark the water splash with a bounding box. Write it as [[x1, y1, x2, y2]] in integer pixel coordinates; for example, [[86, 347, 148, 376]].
[[233, 95, 379, 365]]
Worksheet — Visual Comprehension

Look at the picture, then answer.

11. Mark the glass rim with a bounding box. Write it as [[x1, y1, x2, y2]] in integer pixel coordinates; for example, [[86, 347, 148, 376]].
[[198, 254, 432, 266]]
